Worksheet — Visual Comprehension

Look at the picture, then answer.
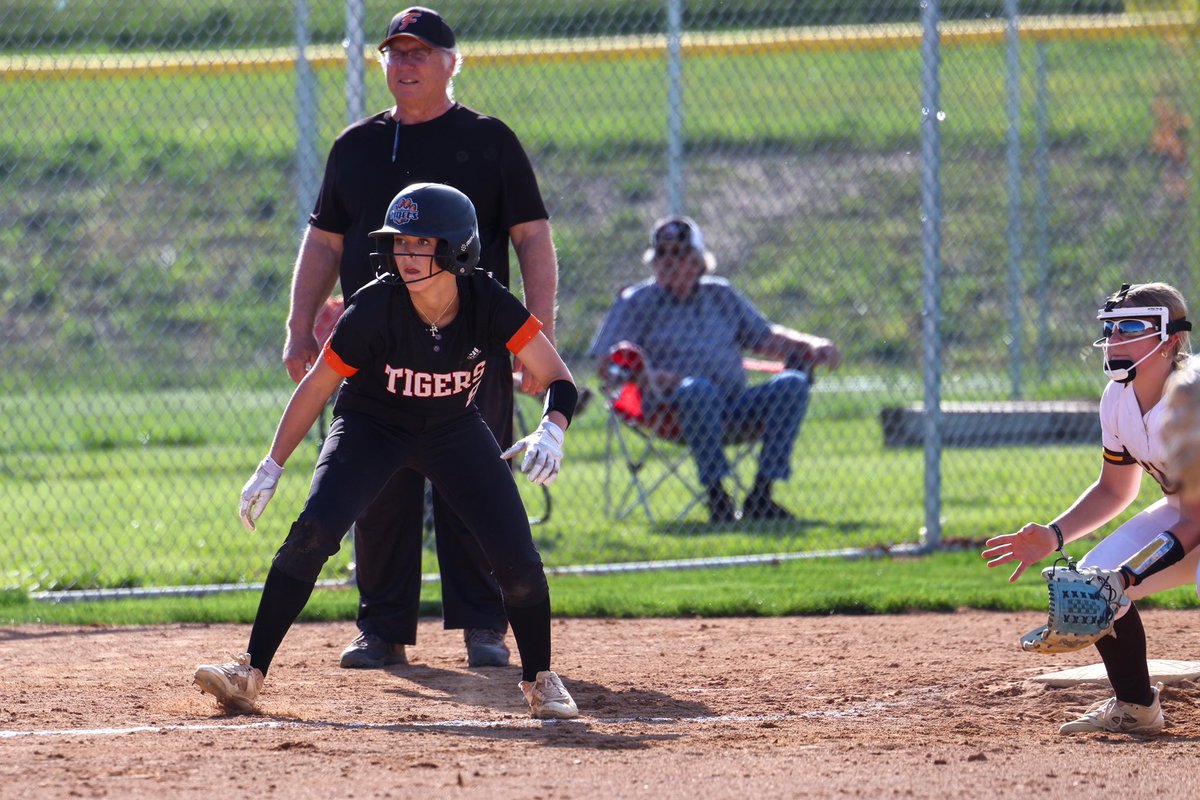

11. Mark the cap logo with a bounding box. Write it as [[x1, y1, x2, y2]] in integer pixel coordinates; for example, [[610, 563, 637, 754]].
[[394, 10, 422, 32], [388, 197, 419, 226], [656, 221, 692, 246]]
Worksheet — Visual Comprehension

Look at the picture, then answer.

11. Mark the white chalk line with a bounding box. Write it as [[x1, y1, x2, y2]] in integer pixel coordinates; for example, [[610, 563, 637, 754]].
[[0, 713, 803, 740]]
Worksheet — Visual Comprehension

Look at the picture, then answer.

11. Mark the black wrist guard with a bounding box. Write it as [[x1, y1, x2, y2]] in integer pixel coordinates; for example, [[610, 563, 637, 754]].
[[1049, 522, 1065, 552], [1119, 530, 1186, 587], [543, 379, 578, 427]]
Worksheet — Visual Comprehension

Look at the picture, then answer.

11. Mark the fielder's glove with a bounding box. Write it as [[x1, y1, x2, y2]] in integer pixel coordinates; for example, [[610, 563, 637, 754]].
[[500, 419, 564, 486], [239, 456, 284, 532], [1020, 561, 1129, 654]]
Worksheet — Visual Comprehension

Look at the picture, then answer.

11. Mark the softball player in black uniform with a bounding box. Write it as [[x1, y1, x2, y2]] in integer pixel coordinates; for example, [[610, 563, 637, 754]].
[[294, 9, 560, 667], [194, 183, 579, 719]]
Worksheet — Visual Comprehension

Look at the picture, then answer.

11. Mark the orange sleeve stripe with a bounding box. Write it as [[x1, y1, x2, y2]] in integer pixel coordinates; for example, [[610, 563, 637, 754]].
[[507, 315, 542, 354], [322, 342, 357, 377], [1103, 447, 1135, 465]]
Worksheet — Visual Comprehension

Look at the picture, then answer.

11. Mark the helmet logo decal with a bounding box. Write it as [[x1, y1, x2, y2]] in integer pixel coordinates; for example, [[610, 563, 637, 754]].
[[387, 197, 419, 227]]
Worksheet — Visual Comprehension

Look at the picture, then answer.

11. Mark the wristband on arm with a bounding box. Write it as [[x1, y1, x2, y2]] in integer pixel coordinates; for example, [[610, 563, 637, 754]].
[[1049, 522, 1066, 554], [1118, 530, 1186, 587], [543, 379, 578, 427]]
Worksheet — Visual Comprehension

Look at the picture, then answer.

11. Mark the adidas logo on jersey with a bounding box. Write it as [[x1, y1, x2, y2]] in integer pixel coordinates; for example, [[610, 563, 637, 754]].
[[466, 347, 482, 361]]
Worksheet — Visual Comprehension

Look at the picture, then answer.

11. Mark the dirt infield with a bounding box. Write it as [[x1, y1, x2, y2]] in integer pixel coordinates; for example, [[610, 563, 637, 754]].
[[4, 610, 1200, 799]]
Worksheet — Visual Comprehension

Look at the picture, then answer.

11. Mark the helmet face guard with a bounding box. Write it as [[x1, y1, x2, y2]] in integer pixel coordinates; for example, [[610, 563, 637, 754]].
[[368, 183, 482, 279], [1092, 284, 1192, 383], [1093, 307, 1171, 383]]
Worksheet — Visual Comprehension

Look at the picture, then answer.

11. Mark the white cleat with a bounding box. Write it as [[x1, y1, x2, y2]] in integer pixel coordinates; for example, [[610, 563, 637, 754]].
[[193, 652, 264, 713], [1059, 682, 1164, 734], [519, 670, 579, 719]]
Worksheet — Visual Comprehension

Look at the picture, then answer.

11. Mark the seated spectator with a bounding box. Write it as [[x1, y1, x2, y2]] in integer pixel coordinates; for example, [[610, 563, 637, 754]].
[[588, 215, 841, 522]]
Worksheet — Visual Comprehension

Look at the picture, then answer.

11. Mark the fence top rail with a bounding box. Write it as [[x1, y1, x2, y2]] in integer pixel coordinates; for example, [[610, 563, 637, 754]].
[[2, 12, 1194, 80]]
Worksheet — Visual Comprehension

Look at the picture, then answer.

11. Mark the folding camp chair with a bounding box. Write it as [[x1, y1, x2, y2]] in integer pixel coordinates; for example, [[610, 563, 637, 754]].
[[600, 341, 779, 524]]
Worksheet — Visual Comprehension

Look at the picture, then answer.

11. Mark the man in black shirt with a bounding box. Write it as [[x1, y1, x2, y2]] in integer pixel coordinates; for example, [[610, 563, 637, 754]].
[[281, 6, 559, 669]]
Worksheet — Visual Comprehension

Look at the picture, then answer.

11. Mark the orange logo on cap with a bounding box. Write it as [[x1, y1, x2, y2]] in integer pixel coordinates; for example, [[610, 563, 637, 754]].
[[394, 10, 422, 32]]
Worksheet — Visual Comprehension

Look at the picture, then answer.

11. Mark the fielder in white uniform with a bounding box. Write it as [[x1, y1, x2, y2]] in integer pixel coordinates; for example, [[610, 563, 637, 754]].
[[982, 281, 1199, 735]]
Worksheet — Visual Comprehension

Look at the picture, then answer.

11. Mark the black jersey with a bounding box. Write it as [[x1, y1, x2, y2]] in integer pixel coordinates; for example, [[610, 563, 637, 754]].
[[323, 271, 541, 423], [309, 104, 548, 298]]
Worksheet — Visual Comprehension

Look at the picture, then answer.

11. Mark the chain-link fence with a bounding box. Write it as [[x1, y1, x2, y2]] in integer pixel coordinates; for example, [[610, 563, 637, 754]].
[[2, 1, 1195, 596]]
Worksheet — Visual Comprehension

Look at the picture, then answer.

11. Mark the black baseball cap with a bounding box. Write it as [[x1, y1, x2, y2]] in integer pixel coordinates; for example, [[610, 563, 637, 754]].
[[650, 215, 707, 254], [378, 7, 456, 51], [644, 214, 716, 269]]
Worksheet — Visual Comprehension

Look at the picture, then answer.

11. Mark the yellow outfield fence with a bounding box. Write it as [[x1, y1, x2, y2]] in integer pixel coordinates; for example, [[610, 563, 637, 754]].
[[2, 12, 1195, 80]]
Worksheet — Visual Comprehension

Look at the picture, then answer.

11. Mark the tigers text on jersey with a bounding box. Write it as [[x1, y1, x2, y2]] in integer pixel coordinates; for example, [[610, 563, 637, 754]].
[[322, 271, 540, 423], [1100, 378, 1179, 495]]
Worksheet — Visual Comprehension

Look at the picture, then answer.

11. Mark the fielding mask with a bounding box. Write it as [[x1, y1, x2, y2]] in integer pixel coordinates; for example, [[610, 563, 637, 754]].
[[1092, 286, 1190, 383]]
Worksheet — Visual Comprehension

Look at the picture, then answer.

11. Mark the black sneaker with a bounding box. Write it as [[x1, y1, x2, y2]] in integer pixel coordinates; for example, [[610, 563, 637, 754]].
[[339, 632, 407, 669], [706, 484, 738, 523], [464, 628, 511, 667], [742, 494, 795, 521]]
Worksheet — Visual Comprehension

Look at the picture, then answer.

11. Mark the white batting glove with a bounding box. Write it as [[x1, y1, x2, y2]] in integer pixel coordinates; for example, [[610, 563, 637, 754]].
[[239, 456, 284, 531], [500, 419, 564, 486]]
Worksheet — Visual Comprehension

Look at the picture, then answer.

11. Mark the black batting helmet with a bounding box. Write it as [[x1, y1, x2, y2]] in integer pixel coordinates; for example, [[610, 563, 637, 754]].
[[368, 183, 481, 277]]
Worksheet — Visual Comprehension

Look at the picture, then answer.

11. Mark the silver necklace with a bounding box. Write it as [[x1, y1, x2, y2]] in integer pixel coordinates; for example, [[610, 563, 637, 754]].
[[415, 293, 456, 339]]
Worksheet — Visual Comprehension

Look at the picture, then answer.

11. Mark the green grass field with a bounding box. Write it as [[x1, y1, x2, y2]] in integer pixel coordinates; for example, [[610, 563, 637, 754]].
[[5, 547, 1196, 627], [1, 380, 1172, 596], [2, 11, 1195, 619], [3, 34, 1191, 385]]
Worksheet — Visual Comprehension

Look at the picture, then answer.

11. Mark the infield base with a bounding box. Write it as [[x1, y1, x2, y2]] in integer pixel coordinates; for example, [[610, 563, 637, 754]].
[[1031, 659, 1200, 687]]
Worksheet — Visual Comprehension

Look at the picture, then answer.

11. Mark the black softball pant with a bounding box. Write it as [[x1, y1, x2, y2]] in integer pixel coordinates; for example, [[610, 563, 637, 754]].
[[351, 361, 513, 643], [244, 409, 551, 678], [272, 408, 546, 608]]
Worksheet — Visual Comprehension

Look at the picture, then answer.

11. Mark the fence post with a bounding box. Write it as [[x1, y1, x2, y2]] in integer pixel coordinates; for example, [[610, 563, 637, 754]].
[[666, 0, 684, 215], [1034, 41, 1051, 380], [921, 0, 944, 551], [1188, 8, 1200, 301], [345, 0, 366, 124], [295, 0, 320, 233], [1006, 0, 1023, 399]]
